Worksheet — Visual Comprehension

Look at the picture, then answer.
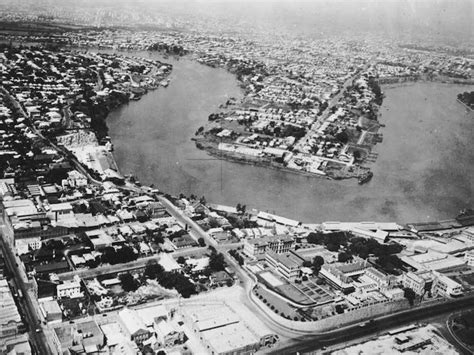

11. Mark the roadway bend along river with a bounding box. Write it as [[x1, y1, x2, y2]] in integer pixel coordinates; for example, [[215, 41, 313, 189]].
[[106, 51, 474, 224]]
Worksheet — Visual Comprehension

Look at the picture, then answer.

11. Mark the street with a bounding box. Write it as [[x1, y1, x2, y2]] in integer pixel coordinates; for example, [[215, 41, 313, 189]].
[[58, 246, 207, 281], [268, 294, 474, 354], [0, 228, 55, 355]]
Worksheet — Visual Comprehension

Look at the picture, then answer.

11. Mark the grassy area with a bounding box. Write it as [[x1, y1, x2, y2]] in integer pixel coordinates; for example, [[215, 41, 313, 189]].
[[452, 310, 474, 346], [455, 272, 474, 288], [274, 283, 312, 304], [253, 286, 304, 321], [298, 280, 333, 304]]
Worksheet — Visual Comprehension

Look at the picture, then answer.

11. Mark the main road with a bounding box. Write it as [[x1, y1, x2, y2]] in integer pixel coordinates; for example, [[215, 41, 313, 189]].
[[0, 226, 56, 355], [267, 294, 474, 354], [58, 246, 207, 281]]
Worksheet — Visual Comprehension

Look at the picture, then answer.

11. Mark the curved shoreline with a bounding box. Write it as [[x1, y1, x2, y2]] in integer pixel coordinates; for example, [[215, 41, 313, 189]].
[[99, 49, 474, 224]]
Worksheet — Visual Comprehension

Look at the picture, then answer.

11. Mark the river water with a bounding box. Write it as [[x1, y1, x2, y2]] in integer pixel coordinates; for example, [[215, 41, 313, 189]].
[[107, 52, 474, 224]]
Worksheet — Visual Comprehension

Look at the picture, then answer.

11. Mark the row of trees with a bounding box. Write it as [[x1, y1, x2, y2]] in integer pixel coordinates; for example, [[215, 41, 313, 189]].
[[307, 231, 348, 252], [302, 255, 324, 274], [307, 231, 404, 274], [458, 91, 474, 108], [208, 248, 226, 272], [229, 249, 244, 266], [307, 232, 402, 259], [101, 246, 138, 265]]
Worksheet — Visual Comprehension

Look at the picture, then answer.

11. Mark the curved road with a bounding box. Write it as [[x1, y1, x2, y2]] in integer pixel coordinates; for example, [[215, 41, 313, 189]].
[[446, 312, 474, 355], [268, 295, 474, 354]]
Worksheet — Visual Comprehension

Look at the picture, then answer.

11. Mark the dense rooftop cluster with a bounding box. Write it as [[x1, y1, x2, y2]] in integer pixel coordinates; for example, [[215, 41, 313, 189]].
[[13, 29, 468, 181], [0, 15, 473, 355]]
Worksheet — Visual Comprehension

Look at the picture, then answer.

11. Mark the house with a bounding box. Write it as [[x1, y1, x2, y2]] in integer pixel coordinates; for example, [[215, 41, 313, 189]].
[[210, 271, 233, 287], [169, 234, 197, 250], [158, 254, 181, 273], [57, 280, 82, 299]]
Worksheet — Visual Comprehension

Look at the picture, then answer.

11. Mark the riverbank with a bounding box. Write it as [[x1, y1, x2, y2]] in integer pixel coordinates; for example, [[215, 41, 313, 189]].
[[193, 138, 335, 180], [457, 98, 474, 112], [378, 74, 474, 86], [104, 50, 474, 224]]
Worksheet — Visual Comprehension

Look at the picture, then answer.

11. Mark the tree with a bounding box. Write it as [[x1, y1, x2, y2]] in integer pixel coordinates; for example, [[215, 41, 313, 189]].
[[404, 287, 416, 306], [198, 237, 206, 247], [208, 251, 226, 272], [335, 304, 345, 314], [144, 260, 164, 280], [338, 252, 353, 263], [335, 130, 349, 144], [377, 254, 403, 275], [119, 273, 138, 292], [312, 256, 325, 274], [208, 217, 220, 228], [353, 150, 362, 162], [156, 272, 197, 298], [307, 232, 325, 245], [177, 256, 186, 264], [142, 345, 154, 355]]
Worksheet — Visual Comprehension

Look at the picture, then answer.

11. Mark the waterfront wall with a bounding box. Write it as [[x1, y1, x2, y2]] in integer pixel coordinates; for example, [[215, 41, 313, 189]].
[[378, 75, 474, 86], [250, 289, 411, 332]]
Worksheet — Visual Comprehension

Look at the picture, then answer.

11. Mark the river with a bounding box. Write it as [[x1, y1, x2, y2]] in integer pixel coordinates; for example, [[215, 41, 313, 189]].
[[107, 52, 474, 224]]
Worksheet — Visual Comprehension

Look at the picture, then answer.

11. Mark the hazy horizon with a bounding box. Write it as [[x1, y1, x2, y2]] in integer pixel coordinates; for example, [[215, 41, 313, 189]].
[[1, 0, 472, 44]]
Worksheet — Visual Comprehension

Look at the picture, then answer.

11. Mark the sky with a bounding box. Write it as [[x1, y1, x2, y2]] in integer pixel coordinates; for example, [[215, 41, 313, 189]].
[[3, 0, 473, 43]]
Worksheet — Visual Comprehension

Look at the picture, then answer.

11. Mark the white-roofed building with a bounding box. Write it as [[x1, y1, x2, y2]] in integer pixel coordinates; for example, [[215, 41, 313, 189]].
[[182, 303, 277, 354], [350, 227, 388, 243], [243, 235, 294, 257], [57, 280, 82, 299], [402, 272, 426, 295], [117, 308, 152, 345], [186, 257, 209, 273], [465, 250, 474, 266], [322, 222, 402, 232], [201, 322, 260, 355], [154, 320, 185, 348], [158, 254, 181, 273], [0, 279, 22, 338], [433, 273, 463, 298], [100, 322, 140, 355]]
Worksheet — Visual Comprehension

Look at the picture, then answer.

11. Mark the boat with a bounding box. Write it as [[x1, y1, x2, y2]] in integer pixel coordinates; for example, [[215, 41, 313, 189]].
[[358, 171, 373, 185]]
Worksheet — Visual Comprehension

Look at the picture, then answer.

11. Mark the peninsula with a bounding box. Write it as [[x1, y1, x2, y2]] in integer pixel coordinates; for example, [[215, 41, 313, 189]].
[[0, 1, 474, 355]]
